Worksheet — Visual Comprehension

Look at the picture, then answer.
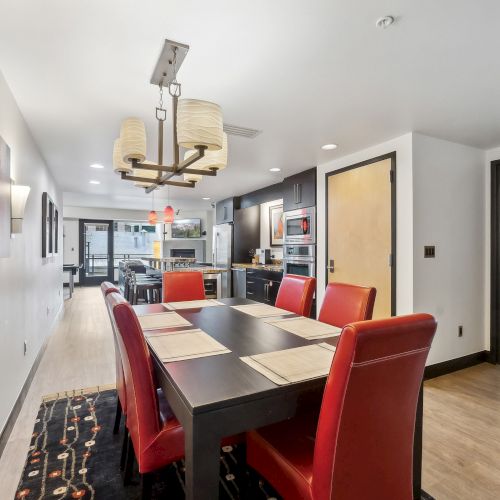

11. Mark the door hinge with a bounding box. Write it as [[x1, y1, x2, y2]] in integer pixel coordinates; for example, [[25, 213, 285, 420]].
[[389, 170, 394, 183], [388, 253, 393, 267]]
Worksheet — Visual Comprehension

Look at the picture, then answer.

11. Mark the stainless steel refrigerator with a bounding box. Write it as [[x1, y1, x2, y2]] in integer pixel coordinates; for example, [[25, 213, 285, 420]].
[[212, 223, 232, 298]]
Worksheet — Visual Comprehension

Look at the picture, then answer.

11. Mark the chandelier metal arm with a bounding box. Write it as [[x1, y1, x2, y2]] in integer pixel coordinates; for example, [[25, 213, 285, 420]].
[[162, 179, 196, 188], [132, 162, 217, 177], [145, 145, 207, 193], [120, 172, 195, 189]]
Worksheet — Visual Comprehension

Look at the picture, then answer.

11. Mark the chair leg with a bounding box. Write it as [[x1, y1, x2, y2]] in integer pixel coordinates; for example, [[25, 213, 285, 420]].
[[140, 472, 153, 500], [123, 435, 135, 486], [113, 399, 122, 435], [120, 428, 129, 472]]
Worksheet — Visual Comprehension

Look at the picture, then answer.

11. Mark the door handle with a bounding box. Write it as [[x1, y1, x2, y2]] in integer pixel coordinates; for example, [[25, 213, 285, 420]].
[[296, 183, 302, 204], [293, 184, 297, 204]]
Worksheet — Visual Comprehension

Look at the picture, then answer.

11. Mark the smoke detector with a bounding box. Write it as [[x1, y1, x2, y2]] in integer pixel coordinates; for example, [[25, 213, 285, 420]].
[[376, 16, 395, 29]]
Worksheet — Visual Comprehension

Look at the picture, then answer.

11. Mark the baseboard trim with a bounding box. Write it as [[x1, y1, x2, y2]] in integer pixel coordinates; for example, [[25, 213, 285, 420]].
[[424, 351, 489, 380], [0, 338, 48, 458], [0, 302, 64, 459]]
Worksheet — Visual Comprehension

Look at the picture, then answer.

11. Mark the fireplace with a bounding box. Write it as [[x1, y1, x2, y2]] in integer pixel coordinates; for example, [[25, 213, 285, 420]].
[[164, 240, 206, 262], [170, 249, 196, 258]]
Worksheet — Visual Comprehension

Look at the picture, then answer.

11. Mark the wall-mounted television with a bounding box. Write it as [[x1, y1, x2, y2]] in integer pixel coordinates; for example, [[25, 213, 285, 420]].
[[171, 218, 202, 238]]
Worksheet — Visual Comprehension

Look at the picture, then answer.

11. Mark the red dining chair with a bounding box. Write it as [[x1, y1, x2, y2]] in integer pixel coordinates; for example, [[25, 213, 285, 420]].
[[247, 313, 437, 500], [100, 282, 125, 435], [318, 282, 376, 327], [275, 275, 316, 317], [162, 271, 205, 303], [107, 291, 184, 498]]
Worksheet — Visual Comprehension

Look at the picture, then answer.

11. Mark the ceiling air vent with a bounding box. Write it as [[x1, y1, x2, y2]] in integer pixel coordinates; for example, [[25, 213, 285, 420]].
[[223, 123, 262, 139]]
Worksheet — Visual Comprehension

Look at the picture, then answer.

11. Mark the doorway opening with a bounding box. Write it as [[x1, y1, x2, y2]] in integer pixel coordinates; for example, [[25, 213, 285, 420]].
[[79, 219, 114, 285]]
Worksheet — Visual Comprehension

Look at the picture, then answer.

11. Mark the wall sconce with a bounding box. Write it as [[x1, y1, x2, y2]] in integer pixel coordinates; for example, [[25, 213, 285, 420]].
[[11, 184, 31, 234]]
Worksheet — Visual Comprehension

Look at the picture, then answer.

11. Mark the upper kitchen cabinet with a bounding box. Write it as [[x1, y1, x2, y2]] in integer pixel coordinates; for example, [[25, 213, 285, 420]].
[[215, 197, 239, 224], [282, 167, 317, 211]]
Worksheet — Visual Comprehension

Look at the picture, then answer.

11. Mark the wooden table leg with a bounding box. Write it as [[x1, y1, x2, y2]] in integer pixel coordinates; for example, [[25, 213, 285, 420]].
[[184, 416, 221, 500]]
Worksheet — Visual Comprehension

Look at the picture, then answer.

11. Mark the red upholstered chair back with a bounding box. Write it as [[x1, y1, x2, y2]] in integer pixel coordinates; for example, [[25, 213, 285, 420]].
[[107, 292, 161, 452], [100, 281, 118, 297], [318, 282, 376, 327], [100, 282, 127, 414], [162, 271, 205, 303], [275, 275, 316, 316], [312, 314, 436, 500]]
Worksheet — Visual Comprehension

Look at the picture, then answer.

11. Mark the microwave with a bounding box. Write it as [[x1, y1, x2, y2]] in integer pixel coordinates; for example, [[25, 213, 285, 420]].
[[283, 207, 316, 245]]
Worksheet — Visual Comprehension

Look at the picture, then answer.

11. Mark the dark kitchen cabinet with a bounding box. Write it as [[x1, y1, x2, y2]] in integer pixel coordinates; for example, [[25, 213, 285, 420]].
[[215, 197, 238, 224], [283, 168, 317, 212], [246, 268, 283, 305]]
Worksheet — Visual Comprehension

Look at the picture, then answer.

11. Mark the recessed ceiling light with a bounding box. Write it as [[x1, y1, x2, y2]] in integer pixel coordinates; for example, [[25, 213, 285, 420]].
[[202, 197, 211, 200], [90, 163, 104, 169], [321, 144, 338, 151], [89, 180, 101, 185], [269, 168, 281, 172]]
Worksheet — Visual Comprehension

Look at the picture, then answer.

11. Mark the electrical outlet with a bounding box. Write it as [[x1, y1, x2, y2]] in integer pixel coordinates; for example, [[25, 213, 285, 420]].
[[458, 325, 463, 337], [23, 340, 27, 356]]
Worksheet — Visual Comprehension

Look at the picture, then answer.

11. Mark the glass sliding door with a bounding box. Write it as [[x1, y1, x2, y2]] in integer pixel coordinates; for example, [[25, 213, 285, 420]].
[[79, 219, 114, 285]]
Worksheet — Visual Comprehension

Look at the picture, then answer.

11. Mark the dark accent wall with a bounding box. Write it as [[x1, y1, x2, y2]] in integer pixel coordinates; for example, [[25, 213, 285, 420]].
[[233, 205, 261, 263]]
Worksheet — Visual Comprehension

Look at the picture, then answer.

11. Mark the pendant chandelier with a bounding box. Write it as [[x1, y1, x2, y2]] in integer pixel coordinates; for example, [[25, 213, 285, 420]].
[[113, 40, 228, 194]]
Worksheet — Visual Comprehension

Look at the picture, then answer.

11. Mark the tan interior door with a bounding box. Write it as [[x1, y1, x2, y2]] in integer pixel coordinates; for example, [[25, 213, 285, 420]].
[[327, 158, 393, 319]]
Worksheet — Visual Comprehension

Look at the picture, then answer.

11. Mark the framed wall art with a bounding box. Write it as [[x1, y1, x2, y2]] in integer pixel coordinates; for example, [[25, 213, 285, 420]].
[[269, 204, 284, 247], [42, 192, 59, 257]]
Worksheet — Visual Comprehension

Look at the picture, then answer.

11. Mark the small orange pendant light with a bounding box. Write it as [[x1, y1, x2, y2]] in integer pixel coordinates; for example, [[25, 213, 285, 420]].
[[148, 210, 158, 224], [164, 205, 174, 223]]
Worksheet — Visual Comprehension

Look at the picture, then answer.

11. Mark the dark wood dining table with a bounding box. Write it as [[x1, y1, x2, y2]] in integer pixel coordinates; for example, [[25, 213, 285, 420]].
[[133, 297, 425, 500]]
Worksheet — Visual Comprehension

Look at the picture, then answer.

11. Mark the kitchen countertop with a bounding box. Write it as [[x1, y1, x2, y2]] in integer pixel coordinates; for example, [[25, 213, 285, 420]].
[[168, 267, 228, 274], [147, 265, 228, 274], [231, 263, 283, 272]]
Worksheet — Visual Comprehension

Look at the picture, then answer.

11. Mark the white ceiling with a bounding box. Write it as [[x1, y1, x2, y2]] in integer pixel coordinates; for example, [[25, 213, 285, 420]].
[[0, 0, 499, 207]]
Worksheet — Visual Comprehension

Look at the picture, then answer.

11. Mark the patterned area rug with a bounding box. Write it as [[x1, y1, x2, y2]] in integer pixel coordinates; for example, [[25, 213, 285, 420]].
[[15, 388, 279, 499]]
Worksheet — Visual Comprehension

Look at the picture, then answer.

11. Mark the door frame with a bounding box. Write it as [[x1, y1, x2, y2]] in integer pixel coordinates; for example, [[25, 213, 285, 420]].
[[490, 160, 500, 363], [324, 151, 397, 316], [79, 219, 114, 286]]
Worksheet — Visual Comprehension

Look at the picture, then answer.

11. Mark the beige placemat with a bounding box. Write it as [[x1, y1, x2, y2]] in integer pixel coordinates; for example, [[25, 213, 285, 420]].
[[164, 299, 226, 310], [240, 343, 336, 385], [230, 303, 294, 318], [138, 312, 192, 330], [266, 317, 342, 340], [148, 329, 231, 362]]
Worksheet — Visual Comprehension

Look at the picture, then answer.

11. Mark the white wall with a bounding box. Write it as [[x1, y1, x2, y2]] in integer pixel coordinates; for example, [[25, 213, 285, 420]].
[[0, 71, 63, 434], [412, 134, 485, 365], [259, 199, 283, 260], [316, 133, 414, 314], [63, 219, 80, 283]]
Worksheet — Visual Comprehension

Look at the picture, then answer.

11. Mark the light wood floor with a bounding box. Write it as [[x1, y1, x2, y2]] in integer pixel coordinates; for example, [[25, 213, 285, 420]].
[[423, 363, 500, 499], [0, 286, 499, 499], [0, 287, 115, 500]]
